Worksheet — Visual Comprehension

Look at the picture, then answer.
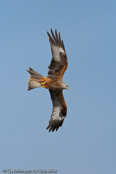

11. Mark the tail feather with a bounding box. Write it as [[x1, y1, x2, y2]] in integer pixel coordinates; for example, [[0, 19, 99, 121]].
[[27, 67, 43, 79], [27, 67, 43, 90]]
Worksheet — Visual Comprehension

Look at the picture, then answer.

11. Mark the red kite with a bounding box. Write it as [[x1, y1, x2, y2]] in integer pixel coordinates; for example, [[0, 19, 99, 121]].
[[27, 29, 68, 132]]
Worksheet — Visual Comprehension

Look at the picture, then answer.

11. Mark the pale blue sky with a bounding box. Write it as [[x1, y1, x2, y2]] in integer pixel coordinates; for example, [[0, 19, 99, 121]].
[[0, 0, 116, 174]]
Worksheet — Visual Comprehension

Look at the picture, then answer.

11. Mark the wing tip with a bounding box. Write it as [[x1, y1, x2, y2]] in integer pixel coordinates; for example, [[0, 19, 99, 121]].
[[46, 120, 64, 132], [46, 126, 59, 132], [47, 28, 64, 47]]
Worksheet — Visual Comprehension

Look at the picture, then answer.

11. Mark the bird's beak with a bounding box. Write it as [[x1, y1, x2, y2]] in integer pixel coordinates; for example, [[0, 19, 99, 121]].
[[66, 87, 69, 90]]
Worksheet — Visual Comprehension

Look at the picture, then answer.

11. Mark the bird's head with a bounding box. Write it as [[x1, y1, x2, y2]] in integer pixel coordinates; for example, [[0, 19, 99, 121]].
[[61, 82, 69, 90]]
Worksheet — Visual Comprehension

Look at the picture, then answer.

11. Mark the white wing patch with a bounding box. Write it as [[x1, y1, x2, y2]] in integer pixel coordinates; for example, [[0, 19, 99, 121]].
[[52, 106, 65, 121], [52, 45, 65, 62], [59, 47, 65, 53]]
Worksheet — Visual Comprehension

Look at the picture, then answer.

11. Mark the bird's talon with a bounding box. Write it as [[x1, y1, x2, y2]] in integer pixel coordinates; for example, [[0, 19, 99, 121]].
[[41, 82, 45, 87]]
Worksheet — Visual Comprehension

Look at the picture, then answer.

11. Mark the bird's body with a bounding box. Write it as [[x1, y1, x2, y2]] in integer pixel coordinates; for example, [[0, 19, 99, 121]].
[[27, 29, 68, 132]]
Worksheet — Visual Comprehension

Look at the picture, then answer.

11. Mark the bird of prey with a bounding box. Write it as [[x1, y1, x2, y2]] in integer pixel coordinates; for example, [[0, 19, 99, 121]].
[[27, 29, 68, 132]]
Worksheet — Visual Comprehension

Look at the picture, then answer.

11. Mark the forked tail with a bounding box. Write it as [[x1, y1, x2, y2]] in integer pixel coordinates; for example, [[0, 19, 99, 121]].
[[27, 67, 43, 90]]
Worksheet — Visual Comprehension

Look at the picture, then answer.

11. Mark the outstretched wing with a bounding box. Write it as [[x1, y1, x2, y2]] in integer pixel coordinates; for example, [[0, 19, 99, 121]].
[[46, 90, 67, 132], [47, 29, 68, 80]]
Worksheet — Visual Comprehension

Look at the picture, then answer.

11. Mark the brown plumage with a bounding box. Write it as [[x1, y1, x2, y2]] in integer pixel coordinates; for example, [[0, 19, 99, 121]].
[[27, 29, 68, 132]]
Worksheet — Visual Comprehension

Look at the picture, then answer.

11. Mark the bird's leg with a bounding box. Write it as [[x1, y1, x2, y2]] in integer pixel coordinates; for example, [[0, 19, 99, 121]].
[[41, 82, 45, 88], [39, 77, 49, 88]]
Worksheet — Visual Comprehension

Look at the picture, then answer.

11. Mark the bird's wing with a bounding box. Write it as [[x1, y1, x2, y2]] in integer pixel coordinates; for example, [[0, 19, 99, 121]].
[[46, 89, 67, 132], [47, 29, 68, 80]]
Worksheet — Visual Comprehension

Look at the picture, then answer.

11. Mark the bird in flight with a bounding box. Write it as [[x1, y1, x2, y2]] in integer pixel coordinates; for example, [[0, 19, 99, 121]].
[[27, 29, 68, 132]]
